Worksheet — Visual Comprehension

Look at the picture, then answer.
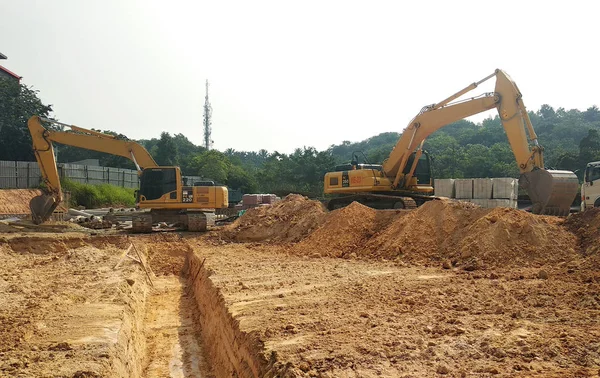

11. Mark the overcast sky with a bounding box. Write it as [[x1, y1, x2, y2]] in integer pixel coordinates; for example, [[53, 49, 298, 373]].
[[1, 0, 598, 154]]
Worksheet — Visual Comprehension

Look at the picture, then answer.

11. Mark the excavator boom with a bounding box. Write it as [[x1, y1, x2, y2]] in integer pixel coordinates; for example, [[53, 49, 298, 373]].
[[27, 116, 158, 223], [325, 69, 578, 215]]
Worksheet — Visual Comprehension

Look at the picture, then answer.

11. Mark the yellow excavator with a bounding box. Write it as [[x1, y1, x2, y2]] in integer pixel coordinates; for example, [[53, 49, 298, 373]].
[[27, 116, 228, 232], [324, 69, 579, 216]]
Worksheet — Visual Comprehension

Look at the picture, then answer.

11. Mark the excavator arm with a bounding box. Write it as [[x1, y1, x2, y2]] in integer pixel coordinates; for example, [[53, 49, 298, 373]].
[[380, 69, 577, 215], [27, 115, 158, 223]]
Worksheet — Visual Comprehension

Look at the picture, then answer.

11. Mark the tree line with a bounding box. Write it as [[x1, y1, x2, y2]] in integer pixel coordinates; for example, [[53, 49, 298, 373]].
[[2, 78, 600, 199]]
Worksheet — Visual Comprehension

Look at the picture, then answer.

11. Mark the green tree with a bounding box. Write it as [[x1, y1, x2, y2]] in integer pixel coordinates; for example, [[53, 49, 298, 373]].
[[583, 106, 600, 123], [0, 80, 53, 160], [227, 164, 258, 193], [556, 151, 580, 177], [579, 129, 600, 168], [190, 150, 230, 183], [154, 132, 178, 166]]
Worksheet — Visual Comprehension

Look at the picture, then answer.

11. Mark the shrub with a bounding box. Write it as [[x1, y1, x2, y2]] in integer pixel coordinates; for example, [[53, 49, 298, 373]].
[[61, 179, 136, 209]]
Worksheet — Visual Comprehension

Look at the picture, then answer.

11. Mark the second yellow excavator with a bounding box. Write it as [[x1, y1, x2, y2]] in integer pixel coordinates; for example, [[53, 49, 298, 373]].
[[324, 69, 579, 216], [27, 116, 228, 232]]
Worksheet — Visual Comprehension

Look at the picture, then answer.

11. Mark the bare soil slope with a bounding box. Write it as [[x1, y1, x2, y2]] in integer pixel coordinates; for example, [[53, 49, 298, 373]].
[[223, 194, 327, 243]]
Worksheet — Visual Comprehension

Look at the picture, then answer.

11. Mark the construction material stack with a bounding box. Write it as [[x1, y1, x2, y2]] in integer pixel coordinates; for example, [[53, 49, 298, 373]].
[[434, 178, 518, 209], [234, 194, 281, 211]]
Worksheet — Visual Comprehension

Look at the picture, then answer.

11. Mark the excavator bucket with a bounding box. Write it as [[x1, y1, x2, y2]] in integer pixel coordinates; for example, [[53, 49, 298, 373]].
[[519, 169, 579, 216], [29, 193, 59, 224]]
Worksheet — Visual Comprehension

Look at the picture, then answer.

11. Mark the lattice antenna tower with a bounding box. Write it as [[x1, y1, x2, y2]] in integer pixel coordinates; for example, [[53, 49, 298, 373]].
[[203, 80, 213, 150]]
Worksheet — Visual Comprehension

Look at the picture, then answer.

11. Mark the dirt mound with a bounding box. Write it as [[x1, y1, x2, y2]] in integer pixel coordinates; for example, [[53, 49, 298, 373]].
[[223, 194, 327, 243], [565, 208, 600, 255], [292, 202, 405, 257], [365, 199, 487, 263], [0, 189, 67, 216], [456, 207, 577, 268], [564, 208, 600, 273], [296, 198, 579, 269], [365, 200, 579, 268]]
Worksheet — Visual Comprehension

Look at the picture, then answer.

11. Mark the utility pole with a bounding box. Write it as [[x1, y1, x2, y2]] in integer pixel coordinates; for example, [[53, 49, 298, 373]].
[[203, 80, 213, 150]]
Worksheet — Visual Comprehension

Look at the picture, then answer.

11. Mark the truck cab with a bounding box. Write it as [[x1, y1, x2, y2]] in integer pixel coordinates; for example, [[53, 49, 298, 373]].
[[581, 161, 600, 211]]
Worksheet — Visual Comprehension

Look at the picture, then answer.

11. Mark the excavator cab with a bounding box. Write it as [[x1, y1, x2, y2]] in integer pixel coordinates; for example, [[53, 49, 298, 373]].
[[402, 151, 432, 186], [137, 167, 179, 202]]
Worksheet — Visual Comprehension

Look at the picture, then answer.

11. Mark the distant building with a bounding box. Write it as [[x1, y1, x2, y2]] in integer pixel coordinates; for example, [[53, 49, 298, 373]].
[[0, 65, 21, 83], [0, 53, 22, 83]]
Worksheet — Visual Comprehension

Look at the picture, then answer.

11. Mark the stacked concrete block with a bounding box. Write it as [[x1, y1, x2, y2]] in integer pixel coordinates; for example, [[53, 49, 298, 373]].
[[435, 177, 519, 209], [491, 199, 518, 209], [468, 198, 518, 209], [261, 194, 276, 204], [433, 179, 455, 198], [454, 179, 473, 199], [473, 178, 493, 199], [242, 194, 261, 206], [466, 198, 486, 207], [492, 178, 518, 200]]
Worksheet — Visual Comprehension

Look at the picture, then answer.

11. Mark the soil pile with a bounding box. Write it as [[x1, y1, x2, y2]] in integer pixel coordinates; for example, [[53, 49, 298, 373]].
[[221, 196, 588, 269], [365, 199, 487, 263], [565, 208, 600, 255], [292, 202, 405, 257], [366, 200, 578, 268], [294, 198, 580, 269], [564, 208, 600, 274], [456, 207, 577, 268], [223, 194, 327, 243]]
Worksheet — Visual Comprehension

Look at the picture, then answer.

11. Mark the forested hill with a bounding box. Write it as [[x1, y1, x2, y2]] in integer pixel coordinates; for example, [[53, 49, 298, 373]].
[[330, 105, 600, 180], [2, 78, 600, 198]]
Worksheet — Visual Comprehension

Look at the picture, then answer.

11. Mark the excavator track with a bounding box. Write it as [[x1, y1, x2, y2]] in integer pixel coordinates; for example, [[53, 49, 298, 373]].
[[397, 197, 418, 209], [326, 193, 427, 211]]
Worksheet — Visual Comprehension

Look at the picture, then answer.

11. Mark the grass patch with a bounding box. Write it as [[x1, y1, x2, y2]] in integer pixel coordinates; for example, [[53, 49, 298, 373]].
[[61, 179, 136, 209]]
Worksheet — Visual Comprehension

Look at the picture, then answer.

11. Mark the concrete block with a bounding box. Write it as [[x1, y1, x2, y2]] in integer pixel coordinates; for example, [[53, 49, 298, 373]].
[[492, 178, 518, 199], [473, 178, 493, 199], [434, 179, 455, 198], [489, 199, 518, 209], [464, 198, 518, 209], [466, 198, 486, 207], [454, 179, 473, 199]]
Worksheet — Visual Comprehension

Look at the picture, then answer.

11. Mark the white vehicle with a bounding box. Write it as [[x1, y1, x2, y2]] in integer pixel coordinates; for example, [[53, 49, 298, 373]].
[[581, 161, 600, 210]]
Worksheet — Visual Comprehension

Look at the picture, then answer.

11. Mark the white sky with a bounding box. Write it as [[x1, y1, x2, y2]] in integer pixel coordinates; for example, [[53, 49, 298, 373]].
[[1, 0, 598, 154]]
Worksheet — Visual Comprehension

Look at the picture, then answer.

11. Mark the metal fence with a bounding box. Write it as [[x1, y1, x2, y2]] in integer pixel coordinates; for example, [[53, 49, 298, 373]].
[[0, 160, 206, 190]]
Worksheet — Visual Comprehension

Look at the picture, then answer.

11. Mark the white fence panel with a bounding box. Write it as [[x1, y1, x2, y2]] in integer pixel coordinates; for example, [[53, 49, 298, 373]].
[[0, 161, 16, 188]]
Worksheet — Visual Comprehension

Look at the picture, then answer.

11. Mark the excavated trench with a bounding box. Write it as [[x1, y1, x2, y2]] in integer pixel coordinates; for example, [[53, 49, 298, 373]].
[[0, 234, 269, 378], [136, 246, 270, 378]]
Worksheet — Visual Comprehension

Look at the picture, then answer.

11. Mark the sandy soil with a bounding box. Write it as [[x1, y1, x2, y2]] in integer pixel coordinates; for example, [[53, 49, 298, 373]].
[[144, 276, 214, 378], [0, 234, 148, 377], [190, 241, 600, 377], [1, 194, 599, 378]]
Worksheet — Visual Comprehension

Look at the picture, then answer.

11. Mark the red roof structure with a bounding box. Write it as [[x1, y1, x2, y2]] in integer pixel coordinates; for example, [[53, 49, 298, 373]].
[[0, 64, 22, 82]]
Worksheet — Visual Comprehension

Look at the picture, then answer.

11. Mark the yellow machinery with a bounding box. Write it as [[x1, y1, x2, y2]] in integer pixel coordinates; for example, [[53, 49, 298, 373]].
[[27, 116, 228, 232], [324, 69, 579, 216]]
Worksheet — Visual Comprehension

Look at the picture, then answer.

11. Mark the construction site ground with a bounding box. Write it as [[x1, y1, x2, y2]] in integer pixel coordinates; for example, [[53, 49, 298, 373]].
[[1, 194, 600, 377]]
